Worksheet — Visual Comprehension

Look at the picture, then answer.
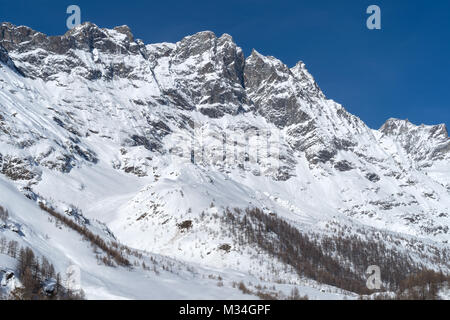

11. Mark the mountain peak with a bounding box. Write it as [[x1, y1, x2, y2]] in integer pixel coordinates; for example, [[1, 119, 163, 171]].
[[113, 25, 134, 42], [379, 118, 449, 162], [249, 48, 263, 58], [0, 22, 43, 51], [380, 118, 410, 132], [290, 60, 323, 99], [219, 33, 233, 41], [67, 21, 99, 31], [181, 30, 216, 42], [380, 118, 448, 138]]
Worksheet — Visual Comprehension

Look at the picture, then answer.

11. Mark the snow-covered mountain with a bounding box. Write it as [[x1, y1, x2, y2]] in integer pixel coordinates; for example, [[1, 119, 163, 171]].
[[1, 22, 449, 300]]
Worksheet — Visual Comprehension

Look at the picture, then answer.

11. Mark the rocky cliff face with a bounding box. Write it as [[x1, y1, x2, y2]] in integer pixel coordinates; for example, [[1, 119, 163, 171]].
[[379, 118, 450, 163], [0, 22, 150, 80], [147, 31, 249, 117]]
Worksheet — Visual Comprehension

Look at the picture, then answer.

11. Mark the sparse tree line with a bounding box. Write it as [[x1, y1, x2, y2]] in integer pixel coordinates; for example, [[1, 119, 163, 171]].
[[0, 236, 19, 258], [366, 269, 450, 300], [1, 236, 84, 300], [1, 202, 189, 300], [36, 195, 194, 274], [221, 208, 450, 298], [4, 200, 180, 276], [236, 281, 309, 300], [395, 269, 449, 300], [39, 203, 131, 267]]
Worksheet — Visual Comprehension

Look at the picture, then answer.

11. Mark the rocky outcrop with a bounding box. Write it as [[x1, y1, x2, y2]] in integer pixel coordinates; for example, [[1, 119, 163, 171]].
[[0, 22, 146, 80], [148, 31, 250, 117], [0, 43, 23, 75]]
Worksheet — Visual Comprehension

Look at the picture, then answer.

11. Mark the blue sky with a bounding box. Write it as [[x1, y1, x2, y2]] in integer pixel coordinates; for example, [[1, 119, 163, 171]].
[[1, 0, 449, 130]]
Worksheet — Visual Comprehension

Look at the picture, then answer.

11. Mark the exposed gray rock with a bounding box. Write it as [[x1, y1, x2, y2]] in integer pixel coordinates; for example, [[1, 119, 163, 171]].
[[366, 173, 381, 183], [380, 118, 450, 163], [334, 160, 354, 172]]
